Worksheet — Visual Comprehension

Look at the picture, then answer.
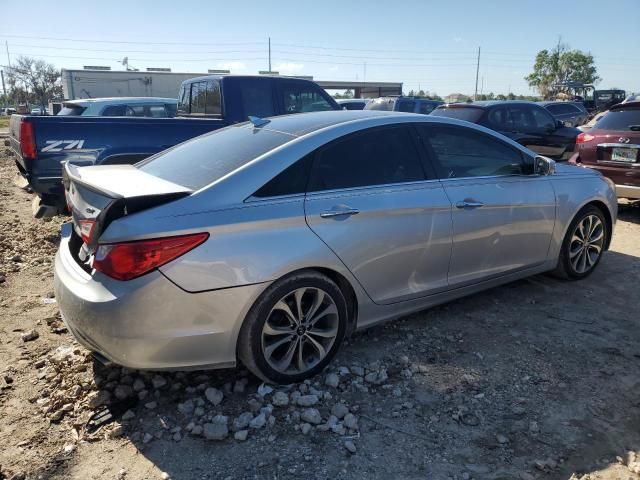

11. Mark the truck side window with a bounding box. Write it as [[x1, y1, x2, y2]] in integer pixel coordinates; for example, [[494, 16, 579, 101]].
[[205, 80, 221, 115], [191, 82, 207, 115], [177, 85, 190, 114], [282, 84, 333, 113], [102, 105, 126, 116]]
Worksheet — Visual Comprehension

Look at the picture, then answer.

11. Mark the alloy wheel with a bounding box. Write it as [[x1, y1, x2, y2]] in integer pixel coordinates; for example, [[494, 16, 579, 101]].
[[569, 214, 604, 274], [261, 287, 339, 375]]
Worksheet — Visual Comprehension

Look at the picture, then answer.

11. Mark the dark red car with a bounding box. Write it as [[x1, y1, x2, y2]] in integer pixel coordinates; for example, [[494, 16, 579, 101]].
[[570, 101, 640, 199]]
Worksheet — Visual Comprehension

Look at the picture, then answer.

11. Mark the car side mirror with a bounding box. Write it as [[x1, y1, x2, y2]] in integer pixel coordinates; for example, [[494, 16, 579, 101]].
[[534, 155, 556, 176]]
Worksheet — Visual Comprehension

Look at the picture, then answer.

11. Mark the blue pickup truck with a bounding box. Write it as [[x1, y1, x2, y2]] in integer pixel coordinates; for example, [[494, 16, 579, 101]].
[[9, 75, 340, 217]]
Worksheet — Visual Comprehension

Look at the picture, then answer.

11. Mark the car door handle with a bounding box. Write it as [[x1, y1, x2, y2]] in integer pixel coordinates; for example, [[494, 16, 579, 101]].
[[320, 206, 360, 218], [455, 200, 485, 209]]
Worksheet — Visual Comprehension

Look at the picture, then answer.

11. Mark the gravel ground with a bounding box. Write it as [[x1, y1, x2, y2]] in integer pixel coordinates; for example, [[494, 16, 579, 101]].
[[1, 149, 640, 480]]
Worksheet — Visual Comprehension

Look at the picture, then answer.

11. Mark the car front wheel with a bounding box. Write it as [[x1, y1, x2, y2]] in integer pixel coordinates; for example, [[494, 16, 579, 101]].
[[238, 271, 348, 384], [554, 205, 607, 280]]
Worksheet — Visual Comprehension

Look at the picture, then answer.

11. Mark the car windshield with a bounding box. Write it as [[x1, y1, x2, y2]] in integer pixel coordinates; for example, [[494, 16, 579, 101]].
[[594, 109, 640, 131], [137, 123, 293, 190], [58, 105, 87, 116], [430, 107, 484, 123]]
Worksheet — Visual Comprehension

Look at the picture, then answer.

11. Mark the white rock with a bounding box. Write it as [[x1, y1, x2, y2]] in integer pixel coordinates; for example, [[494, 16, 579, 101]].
[[203, 415, 228, 441], [300, 408, 322, 425], [234, 429, 248, 441], [343, 413, 358, 430], [204, 387, 224, 406], [151, 375, 167, 389], [331, 403, 349, 420], [325, 373, 340, 388], [301, 423, 312, 435], [297, 394, 319, 407], [344, 440, 357, 454], [272, 391, 289, 407], [249, 412, 267, 429], [233, 412, 254, 431]]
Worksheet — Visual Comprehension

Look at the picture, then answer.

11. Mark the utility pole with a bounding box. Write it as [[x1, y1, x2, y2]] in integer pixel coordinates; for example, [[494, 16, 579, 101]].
[[5, 41, 11, 68], [480, 77, 484, 96], [268, 37, 271, 73], [474, 46, 481, 101], [0, 70, 6, 99]]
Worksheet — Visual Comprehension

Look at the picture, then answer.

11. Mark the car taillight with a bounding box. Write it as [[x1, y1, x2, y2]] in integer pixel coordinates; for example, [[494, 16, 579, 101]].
[[93, 233, 209, 281], [78, 219, 96, 244], [20, 120, 37, 160], [576, 133, 595, 144]]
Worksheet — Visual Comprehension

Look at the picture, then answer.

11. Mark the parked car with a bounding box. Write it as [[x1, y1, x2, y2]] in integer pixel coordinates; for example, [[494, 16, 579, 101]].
[[539, 101, 589, 127], [9, 75, 340, 217], [55, 110, 616, 384], [57, 97, 178, 117], [431, 101, 581, 160], [30, 106, 47, 116], [578, 110, 609, 132], [365, 96, 444, 115], [570, 101, 640, 199], [336, 98, 369, 110], [622, 94, 640, 104]]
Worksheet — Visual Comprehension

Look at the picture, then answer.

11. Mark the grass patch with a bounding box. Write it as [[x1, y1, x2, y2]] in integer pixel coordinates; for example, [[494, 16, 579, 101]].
[[0, 117, 10, 129]]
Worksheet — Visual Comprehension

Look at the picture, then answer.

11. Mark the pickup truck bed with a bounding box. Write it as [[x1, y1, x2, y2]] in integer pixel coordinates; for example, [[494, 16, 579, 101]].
[[10, 115, 224, 213]]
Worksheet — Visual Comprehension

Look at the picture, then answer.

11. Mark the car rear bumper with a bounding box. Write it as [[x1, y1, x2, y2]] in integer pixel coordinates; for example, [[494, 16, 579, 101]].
[[615, 184, 640, 200], [53, 223, 266, 370]]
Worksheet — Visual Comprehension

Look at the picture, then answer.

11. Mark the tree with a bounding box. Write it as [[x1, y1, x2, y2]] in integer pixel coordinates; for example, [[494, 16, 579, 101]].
[[7, 56, 64, 106], [525, 42, 599, 100]]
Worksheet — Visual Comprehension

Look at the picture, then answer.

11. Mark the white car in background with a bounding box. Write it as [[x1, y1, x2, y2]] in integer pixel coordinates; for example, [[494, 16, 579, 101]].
[[57, 97, 178, 117]]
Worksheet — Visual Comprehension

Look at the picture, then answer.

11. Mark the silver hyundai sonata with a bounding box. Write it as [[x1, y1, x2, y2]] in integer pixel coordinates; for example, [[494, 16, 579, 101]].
[[54, 110, 617, 384]]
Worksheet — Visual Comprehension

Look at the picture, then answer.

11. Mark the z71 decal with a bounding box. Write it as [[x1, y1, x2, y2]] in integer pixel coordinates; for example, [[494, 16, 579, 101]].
[[41, 140, 86, 152]]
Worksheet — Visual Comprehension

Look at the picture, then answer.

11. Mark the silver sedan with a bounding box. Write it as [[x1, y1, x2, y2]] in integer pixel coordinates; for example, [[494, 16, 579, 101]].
[[54, 110, 617, 384]]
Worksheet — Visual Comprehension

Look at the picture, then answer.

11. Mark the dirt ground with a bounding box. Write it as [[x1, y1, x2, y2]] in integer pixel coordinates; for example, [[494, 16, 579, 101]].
[[1, 149, 639, 480]]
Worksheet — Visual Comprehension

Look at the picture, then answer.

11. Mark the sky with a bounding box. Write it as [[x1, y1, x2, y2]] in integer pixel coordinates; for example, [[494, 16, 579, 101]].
[[1, 0, 639, 96]]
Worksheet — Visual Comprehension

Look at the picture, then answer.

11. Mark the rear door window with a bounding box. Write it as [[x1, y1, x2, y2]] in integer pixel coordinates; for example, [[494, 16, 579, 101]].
[[365, 98, 394, 111], [281, 83, 334, 113], [58, 105, 86, 116], [530, 106, 556, 130], [419, 102, 438, 114], [177, 85, 190, 114], [545, 104, 563, 115], [125, 105, 146, 117], [190, 82, 207, 114], [102, 105, 127, 116], [397, 100, 416, 112], [431, 107, 484, 123], [309, 126, 425, 192], [417, 125, 525, 178], [205, 80, 222, 115]]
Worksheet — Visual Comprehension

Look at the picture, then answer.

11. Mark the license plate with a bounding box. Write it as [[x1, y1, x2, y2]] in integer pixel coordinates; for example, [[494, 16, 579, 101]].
[[611, 147, 637, 162]]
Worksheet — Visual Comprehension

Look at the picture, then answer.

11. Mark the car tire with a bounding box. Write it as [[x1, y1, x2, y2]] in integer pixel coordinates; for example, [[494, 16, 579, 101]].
[[553, 204, 607, 280], [238, 270, 348, 384]]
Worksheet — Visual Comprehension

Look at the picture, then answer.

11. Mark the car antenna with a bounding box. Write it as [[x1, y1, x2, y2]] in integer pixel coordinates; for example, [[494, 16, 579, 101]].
[[248, 116, 270, 128]]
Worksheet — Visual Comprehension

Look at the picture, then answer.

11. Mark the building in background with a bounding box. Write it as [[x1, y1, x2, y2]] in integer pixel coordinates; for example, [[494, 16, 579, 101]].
[[62, 68, 402, 100]]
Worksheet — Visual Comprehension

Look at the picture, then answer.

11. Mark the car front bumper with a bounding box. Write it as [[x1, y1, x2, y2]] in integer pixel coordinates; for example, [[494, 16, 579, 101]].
[[54, 223, 267, 370]]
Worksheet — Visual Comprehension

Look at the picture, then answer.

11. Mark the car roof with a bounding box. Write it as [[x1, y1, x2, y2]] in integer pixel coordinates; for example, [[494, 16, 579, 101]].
[[336, 98, 368, 103], [463, 100, 540, 108], [64, 97, 177, 105], [610, 101, 640, 111]]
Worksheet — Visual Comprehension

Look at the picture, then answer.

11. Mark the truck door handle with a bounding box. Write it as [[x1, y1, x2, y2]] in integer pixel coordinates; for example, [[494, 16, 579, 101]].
[[455, 200, 485, 209], [320, 206, 360, 218]]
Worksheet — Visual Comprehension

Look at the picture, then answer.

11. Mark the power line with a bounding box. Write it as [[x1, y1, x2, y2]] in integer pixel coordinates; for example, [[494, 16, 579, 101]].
[[0, 34, 263, 46]]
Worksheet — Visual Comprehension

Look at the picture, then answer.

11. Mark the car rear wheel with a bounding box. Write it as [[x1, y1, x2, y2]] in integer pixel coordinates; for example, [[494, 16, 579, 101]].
[[238, 271, 348, 384], [554, 205, 607, 280]]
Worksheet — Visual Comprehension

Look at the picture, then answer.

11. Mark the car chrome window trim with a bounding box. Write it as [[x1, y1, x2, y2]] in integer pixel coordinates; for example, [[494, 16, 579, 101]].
[[304, 178, 442, 199], [596, 143, 640, 149]]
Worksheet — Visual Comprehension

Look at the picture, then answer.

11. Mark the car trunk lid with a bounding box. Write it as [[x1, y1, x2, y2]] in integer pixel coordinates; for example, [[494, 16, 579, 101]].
[[63, 163, 192, 262]]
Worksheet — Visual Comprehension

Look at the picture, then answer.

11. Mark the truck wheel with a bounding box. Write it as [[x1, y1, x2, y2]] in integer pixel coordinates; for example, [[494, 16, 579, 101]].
[[238, 270, 347, 384]]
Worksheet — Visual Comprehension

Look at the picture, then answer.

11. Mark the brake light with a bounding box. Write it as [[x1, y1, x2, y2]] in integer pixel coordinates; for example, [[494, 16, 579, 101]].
[[576, 133, 595, 144], [93, 233, 209, 281], [20, 120, 37, 160], [78, 219, 96, 244]]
